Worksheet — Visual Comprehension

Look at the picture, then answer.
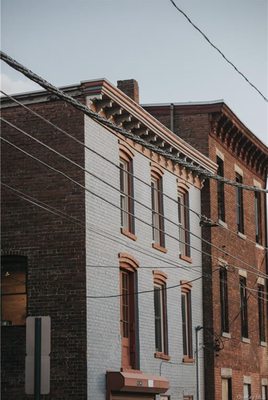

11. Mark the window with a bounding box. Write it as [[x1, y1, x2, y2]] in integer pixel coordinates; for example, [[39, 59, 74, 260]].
[[217, 156, 225, 222], [258, 284, 266, 342], [240, 276, 248, 338], [151, 173, 165, 248], [120, 156, 135, 235], [181, 282, 193, 359], [119, 253, 139, 370], [220, 266, 229, 333], [235, 172, 244, 233], [153, 271, 168, 356], [262, 385, 268, 400], [1, 255, 27, 326], [255, 191, 262, 244], [243, 383, 251, 399], [178, 190, 190, 258], [222, 378, 232, 400]]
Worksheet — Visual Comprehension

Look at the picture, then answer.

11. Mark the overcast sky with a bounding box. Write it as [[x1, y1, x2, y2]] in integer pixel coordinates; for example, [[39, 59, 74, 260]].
[[1, 0, 267, 144]]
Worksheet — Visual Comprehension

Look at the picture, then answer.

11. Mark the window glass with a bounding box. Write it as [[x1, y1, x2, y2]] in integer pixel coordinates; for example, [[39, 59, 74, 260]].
[[120, 158, 135, 233], [182, 291, 193, 357], [220, 267, 229, 333], [178, 191, 190, 257], [240, 276, 248, 338], [154, 283, 168, 354], [151, 176, 165, 247], [235, 172, 244, 233], [217, 156, 225, 222]]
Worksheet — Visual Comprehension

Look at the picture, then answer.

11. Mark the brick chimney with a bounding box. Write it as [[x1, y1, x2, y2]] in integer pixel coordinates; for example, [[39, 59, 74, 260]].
[[117, 79, 139, 103]]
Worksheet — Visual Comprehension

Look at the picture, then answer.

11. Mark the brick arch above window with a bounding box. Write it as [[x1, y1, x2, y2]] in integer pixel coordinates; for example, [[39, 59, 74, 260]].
[[177, 180, 190, 194], [119, 140, 135, 161], [151, 162, 164, 179], [118, 252, 140, 272], [153, 270, 168, 285], [180, 280, 192, 293]]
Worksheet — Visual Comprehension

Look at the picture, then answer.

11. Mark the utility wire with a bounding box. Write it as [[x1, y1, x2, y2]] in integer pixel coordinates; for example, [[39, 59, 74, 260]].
[[1, 137, 267, 283], [4, 117, 267, 274], [1, 89, 266, 250], [3, 182, 267, 301], [1, 51, 267, 193], [169, 0, 268, 102]]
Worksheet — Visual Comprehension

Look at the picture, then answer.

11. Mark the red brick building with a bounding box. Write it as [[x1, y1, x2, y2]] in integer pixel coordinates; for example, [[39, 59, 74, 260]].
[[144, 101, 268, 400]]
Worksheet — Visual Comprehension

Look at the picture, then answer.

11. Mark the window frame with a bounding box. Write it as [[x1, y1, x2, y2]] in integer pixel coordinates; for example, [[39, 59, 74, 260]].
[[221, 377, 232, 400], [235, 172, 244, 234], [153, 271, 169, 358], [181, 281, 193, 361], [119, 149, 135, 236], [243, 383, 251, 400], [239, 276, 249, 338], [220, 266, 229, 334], [1, 255, 28, 327], [258, 284, 266, 343], [262, 385, 268, 400], [151, 169, 165, 250], [178, 189, 191, 259], [254, 191, 263, 245], [217, 156, 225, 222]]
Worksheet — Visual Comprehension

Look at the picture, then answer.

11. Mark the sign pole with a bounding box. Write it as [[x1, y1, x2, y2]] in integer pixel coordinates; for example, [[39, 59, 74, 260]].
[[34, 317, 42, 400]]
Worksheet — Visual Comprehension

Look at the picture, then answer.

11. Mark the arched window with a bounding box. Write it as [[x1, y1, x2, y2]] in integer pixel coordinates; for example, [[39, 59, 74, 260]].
[[153, 270, 169, 358], [181, 280, 193, 361], [151, 165, 165, 251], [119, 143, 135, 238], [178, 182, 191, 260], [1, 255, 27, 326], [119, 253, 139, 369]]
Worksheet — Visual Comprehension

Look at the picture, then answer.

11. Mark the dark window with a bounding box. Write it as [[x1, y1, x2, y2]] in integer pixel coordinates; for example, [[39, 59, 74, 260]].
[[262, 385, 268, 400], [258, 284, 266, 342], [255, 191, 262, 244], [178, 191, 191, 257], [217, 156, 225, 222], [235, 173, 244, 233], [1, 255, 27, 326], [151, 176, 165, 247], [120, 269, 137, 369], [222, 378, 232, 400], [120, 158, 135, 234], [240, 276, 248, 338], [243, 383, 251, 399], [220, 267, 229, 333], [154, 283, 168, 354], [182, 291, 193, 357]]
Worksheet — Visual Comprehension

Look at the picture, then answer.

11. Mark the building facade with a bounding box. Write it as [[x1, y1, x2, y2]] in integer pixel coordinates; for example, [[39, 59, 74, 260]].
[[144, 101, 268, 400], [1, 81, 216, 399]]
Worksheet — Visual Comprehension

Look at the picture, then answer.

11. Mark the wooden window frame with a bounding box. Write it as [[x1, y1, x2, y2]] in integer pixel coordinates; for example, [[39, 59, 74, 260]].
[[151, 167, 165, 251], [220, 266, 229, 334], [255, 191, 263, 245], [119, 253, 139, 370], [235, 172, 244, 234], [217, 156, 225, 222], [240, 276, 249, 339], [181, 281, 193, 361], [1, 255, 27, 327], [221, 377, 232, 400], [258, 284, 266, 343], [153, 271, 169, 359], [178, 185, 191, 261], [119, 146, 136, 239]]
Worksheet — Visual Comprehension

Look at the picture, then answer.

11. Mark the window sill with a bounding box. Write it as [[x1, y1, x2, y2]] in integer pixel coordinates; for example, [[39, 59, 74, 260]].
[[260, 341, 267, 347], [218, 219, 228, 229], [120, 368, 141, 373], [121, 228, 137, 241], [242, 337, 250, 344], [256, 243, 264, 250], [182, 356, 195, 364], [152, 243, 167, 253], [154, 352, 170, 361], [179, 254, 192, 264], [237, 232, 247, 240], [222, 332, 231, 339]]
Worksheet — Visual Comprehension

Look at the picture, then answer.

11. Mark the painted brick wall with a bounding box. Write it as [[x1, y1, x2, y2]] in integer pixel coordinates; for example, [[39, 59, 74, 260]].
[[84, 116, 205, 399], [1, 99, 87, 399]]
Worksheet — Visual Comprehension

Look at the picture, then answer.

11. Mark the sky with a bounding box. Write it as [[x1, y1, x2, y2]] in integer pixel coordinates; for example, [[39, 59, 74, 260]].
[[1, 0, 267, 144]]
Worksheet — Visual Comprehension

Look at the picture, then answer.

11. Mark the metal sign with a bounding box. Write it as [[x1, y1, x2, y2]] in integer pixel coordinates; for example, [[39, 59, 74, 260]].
[[25, 316, 51, 396]]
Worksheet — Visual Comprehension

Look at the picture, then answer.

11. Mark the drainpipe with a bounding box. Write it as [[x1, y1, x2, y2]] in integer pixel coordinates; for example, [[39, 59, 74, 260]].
[[195, 326, 203, 400]]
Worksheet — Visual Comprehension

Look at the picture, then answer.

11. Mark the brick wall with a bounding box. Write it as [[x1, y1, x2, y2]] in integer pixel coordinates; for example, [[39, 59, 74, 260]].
[[1, 99, 87, 399]]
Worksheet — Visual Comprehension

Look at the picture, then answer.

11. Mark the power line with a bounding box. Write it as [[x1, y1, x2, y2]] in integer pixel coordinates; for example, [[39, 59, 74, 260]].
[[1, 51, 267, 193], [1, 136, 267, 283], [1, 89, 266, 251], [4, 116, 267, 274], [3, 182, 267, 302], [169, 0, 268, 102]]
